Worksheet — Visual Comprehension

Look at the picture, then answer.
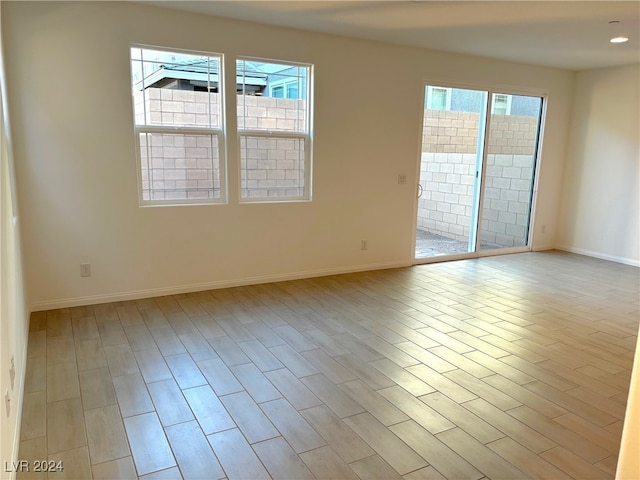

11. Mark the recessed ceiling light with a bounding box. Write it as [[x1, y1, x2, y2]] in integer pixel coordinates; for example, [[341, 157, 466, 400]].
[[610, 36, 629, 44], [609, 21, 629, 44]]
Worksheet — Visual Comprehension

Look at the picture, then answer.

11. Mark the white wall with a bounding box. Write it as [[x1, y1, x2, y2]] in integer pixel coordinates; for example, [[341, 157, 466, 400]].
[[2, 1, 574, 310], [0, 4, 29, 476], [558, 64, 640, 266]]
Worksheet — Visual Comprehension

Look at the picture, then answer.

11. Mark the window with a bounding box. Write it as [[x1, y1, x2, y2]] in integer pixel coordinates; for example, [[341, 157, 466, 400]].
[[269, 79, 300, 99], [286, 83, 299, 99], [491, 93, 512, 115], [237, 58, 312, 201], [271, 85, 284, 98], [130, 46, 225, 205], [426, 86, 452, 111]]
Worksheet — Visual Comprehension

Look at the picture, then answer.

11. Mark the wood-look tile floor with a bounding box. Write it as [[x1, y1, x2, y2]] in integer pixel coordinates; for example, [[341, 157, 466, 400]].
[[18, 251, 639, 479]]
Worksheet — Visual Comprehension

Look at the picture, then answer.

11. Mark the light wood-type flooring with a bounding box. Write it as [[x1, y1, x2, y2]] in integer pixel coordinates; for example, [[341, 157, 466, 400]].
[[18, 251, 639, 479]]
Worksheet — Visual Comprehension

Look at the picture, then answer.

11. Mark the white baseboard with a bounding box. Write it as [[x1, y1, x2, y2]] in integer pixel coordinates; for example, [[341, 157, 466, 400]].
[[556, 245, 640, 267], [29, 260, 411, 312]]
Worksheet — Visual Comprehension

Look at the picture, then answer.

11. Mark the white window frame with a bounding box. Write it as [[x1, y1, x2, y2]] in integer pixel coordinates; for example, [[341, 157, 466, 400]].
[[426, 86, 452, 111], [130, 45, 226, 206], [237, 57, 313, 203], [491, 93, 513, 115]]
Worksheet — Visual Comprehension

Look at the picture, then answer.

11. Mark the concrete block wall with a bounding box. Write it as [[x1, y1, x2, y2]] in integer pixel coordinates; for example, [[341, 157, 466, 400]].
[[421, 110, 479, 154], [139, 132, 220, 201], [238, 96, 306, 198], [134, 89, 306, 200], [237, 94, 306, 132], [481, 153, 535, 247], [417, 152, 476, 241], [418, 110, 538, 247], [240, 136, 305, 198], [486, 114, 539, 156]]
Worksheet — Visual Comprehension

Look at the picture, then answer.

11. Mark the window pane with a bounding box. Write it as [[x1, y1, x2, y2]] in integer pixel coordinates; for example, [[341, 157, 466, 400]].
[[492, 94, 508, 115], [236, 59, 308, 132], [139, 133, 220, 201], [431, 88, 447, 110], [481, 95, 543, 249], [131, 48, 221, 128], [286, 82, 298, 99], [417, 86, 486, 258], [240, 135, 305, 199]]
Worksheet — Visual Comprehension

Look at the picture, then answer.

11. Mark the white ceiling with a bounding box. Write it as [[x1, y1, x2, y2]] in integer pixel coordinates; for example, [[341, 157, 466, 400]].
[[141, 0, 640, 70]]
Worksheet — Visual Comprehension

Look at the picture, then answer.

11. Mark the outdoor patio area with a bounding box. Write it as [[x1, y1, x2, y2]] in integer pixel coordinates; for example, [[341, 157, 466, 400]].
[[415, 229, 499, 258]]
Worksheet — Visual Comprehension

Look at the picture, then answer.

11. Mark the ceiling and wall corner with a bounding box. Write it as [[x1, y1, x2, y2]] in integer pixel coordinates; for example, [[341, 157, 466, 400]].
[[140, 0, 640, 70]]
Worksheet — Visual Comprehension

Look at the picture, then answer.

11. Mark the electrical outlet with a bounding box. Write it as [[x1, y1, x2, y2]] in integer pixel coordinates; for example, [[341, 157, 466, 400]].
[[80, 263, 91, 277], [398, 174, 407, 185], [361, 240, 368, 250]]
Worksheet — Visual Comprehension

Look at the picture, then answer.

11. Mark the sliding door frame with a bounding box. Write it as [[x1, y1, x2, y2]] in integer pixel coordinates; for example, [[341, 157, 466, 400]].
[[411, 79, 548, 265]]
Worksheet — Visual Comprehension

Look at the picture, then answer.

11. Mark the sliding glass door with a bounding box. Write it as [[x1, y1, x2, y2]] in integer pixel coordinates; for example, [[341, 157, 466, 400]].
[[415, 86, 543, 261], [479, 93, 543, 251]]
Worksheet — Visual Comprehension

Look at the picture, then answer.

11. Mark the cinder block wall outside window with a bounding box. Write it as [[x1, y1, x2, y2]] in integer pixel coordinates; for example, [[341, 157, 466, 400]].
[[134, 89, 305, 200], [134, 91, 536, 245], [418, 110, 538, 248]]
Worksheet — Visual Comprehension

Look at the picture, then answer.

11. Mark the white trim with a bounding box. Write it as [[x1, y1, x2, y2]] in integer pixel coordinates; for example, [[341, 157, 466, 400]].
[[556, 245, 640, 267], [136, 126, 223, 136], [410, 80, 428, 260], [473, 90, 492, 253], [29, 260, 411, 312], [419, 78, 550, 99], [134, 43, 225, 61], [236, 56, 313, 71], [238, 130, 307, 138], [525, 96, 547, 249]]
